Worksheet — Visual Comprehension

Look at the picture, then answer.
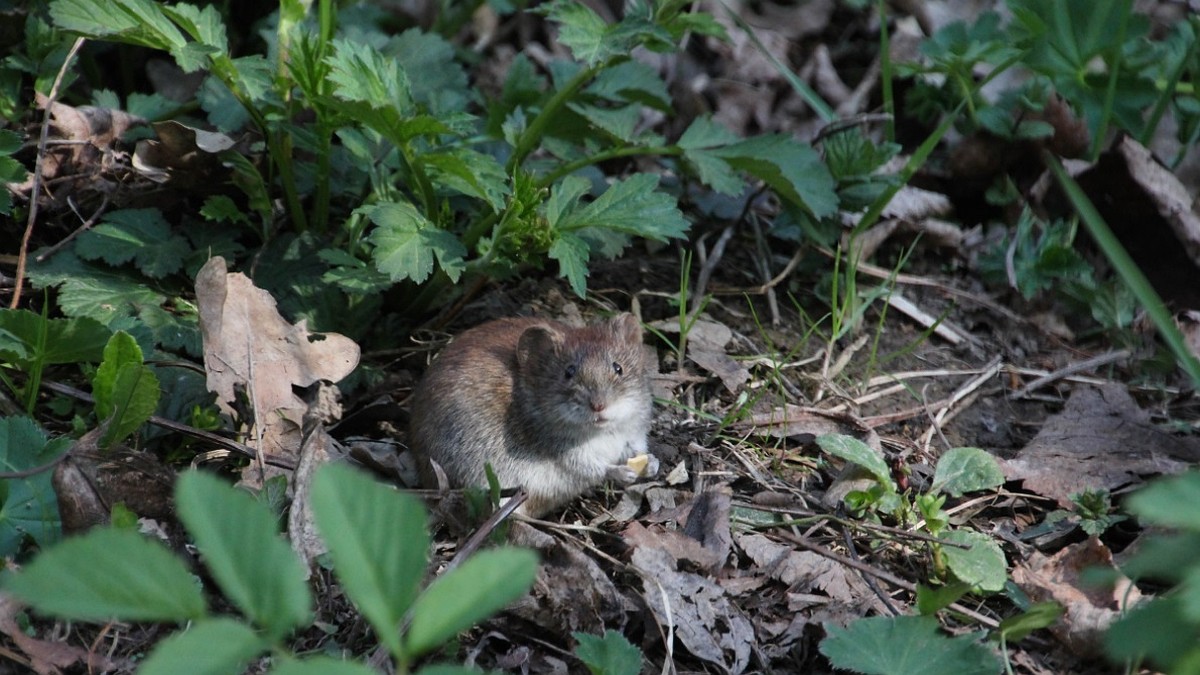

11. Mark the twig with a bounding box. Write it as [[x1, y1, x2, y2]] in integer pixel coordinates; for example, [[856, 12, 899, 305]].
[[1009, 349, 1131, 400], [919, 356, 1002, 449], [12, 36, 85, 309], [35, 194, 110, 262]]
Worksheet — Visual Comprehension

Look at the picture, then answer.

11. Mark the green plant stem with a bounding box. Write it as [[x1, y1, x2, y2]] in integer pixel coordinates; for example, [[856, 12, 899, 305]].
[[1044, 150, 1200, 387], [536, 144, 681, 188], [877, 0, 895, 143], [1139, 17, 1198, 146], [1091, 0, 1133, 161], [506, 62, 608, 174]]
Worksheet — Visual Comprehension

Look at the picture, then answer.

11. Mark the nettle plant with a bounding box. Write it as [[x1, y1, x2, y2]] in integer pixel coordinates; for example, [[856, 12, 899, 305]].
[[40, 0, 838, 340]]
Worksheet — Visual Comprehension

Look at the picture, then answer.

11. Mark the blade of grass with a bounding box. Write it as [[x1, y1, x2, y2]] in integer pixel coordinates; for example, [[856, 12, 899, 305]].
[[1043, 150, 1200, 387]]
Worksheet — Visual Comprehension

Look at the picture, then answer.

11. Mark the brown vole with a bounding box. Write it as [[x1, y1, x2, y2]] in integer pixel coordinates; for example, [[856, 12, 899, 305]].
[[409, 313, 655, 517]]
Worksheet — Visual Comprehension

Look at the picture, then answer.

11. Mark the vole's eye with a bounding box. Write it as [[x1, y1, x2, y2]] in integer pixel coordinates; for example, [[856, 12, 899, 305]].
[[612, 362, 623, 376], [564, 364, 577, 380]]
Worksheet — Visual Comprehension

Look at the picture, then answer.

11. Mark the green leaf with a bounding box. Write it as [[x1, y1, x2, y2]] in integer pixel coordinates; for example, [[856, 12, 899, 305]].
[[678, 117, 743, 195], [159, 3, 227, 51], [50, 0, 182, 51], [931, 447, 1004, 497], [413, 666, 482, 675], [76, 208, 191, 279], [319, 249, 393, 294], [175, 471, 312, 639], [541, 0, 673, 67], [269, 657, 382, 675], [941, 529, 1007, 593], [422, 148, 510, 213], [1105, 594, 1197, 669], [549, 233, 591, 298], [814, 434, 895, 491], [997, 602, 1063, 643], [328, 38, 414, 110], [4, 527, 206, 621], [573, 630, 642, 675], [0, 417, 69, 554], [708, 135, 838, 218], [819, 616, 1002, 675], [0, 309, 110, 366], [405, 548, 538, 658], [914, 581, 971, 616], [365, 202, 467, 284], [1126, 471, 1200, 531], [390, 29, 470, 115], [92, 330, 144, 420], [554, 174, 688, 242], [311, 464, 430, 657], [102, 363, 161, 448], [139, 618, 265, 675], [587, 60, 671, 109]]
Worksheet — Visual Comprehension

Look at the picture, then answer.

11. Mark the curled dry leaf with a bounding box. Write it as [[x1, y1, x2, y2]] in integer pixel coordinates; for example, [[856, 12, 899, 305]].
[[133, 120, 239, 186], [1011, 537, 1141, 658], [195, 257, 360, 488], [34, 92, 144, 181], [1116, 136, 1200, 268]]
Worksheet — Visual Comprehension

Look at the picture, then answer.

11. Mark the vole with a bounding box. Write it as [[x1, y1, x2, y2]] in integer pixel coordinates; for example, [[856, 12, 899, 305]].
[[409, 313, 655, 517]]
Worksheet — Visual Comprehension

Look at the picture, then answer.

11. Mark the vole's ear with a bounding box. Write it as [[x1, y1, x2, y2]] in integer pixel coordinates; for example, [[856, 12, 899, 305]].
[[517, 325, 562, 368], [608, 313, 642, 344]]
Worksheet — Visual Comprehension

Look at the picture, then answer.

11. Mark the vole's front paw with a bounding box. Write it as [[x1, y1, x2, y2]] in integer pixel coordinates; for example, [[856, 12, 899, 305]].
[[606, 464, 639, 485]]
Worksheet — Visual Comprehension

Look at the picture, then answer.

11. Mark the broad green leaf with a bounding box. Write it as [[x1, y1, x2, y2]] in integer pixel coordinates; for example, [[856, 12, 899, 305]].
[[311, 464, 430, 657], [76, 208, 190, 279], [814, 434, 894, 491], [0, 309, 109, 366], [101, 363, 161, 448], [4, 527, 206, 621], [175, 471, 312, 640], [820, 616, 1001, 675], [0, 417, 69, 554], [941, 530, 1006, 593], [678, 117, 743, 195], [1126, 471, 1200, 531], [405, 548, 538, 658], [573, 630, 642, 675], [567, 102, 641, 142], [549, 233, 591, 297], [422, 149, 510, 213], [1120, 532, 1200, 582], [92, 331, 144, 420], [50, 0, 182, 51], [587, 61, 671, 109], [914, 581, 971, 616], [140, 618, 265, 675], [1105, 595, 1197, 668], [160, 3, 227, 52], [0, 129, 20, 154], [998, 602, 1063, 643], [931, 447, 1004, 497], [708, 135, 838, 218], [555, 174, 688, 242], [365, 202, 467, 284], [270, 657, 381, 675]]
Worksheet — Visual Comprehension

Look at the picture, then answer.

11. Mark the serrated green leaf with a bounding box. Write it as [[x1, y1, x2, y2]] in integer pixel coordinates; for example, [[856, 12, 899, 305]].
[[76, 208, 190, 279], [50, 0, 183, 52], [390, 29, 470, 115], [311, 464, 430, 657], [4, 527, 206, 621], [556, 174, 687, 242], [0, 417, 69, 555], [1126, 471, 1200, 531], [941, 529, 1006, 593], [175, 471, 312, 639], [422, 148, 510, 213], [708, 135, 838, 218], [586, 60, 671, 109], [549, 233, 591, 298], [814, 434, 894, 491], [678, 117, 744, 194], [327, 38, 413, 110], [405, 548, 538, 658], [160, 3, 227, 51], [541, 0, 610, 65], [92, 330, 144, 420], [319, 249, 392, 294], [0, 129, 20, 154], [139, 618, 265, 675], [573, 630, 642, 675], [200, 195, 250, 225], [365, 202, 466, 284], [819, 616, 1001, 675], [0, 308, 110, 366], [567, 102, 641, 142], [269, 657, 382, 675], [931, 447, 1004, 497]]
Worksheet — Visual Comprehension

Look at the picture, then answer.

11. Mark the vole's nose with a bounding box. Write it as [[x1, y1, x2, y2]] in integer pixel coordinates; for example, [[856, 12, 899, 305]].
[[590, 399, 607, 413]]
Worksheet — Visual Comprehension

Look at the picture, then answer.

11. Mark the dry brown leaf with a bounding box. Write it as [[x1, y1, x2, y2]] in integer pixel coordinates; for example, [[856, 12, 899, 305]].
[[1011, 537, 1141, 658], [287, 424, 337, 574], [650, 318, 751, 393], [0, 593, 122, 674], [35, 93, 144, 180], [195, 257, 360, 488], [1003, 384, 1200, 506], [133, 120, 239, 186], [1116, 135, 1200, 269], [631, 544, 754, 674]]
